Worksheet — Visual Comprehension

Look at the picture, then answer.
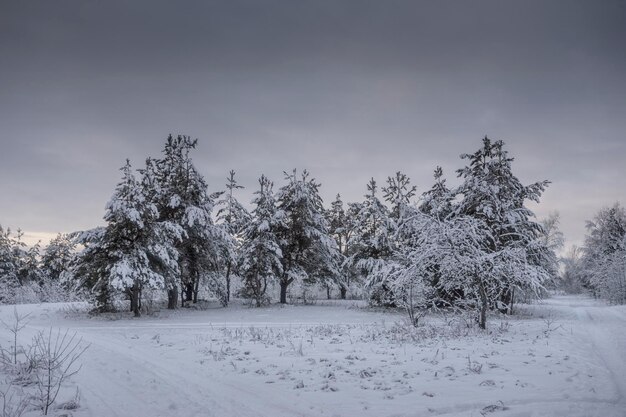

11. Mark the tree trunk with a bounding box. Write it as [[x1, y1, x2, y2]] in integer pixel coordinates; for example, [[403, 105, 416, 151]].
[[340, 286, 347, 300], [183, 283, 193, 302], [131, 285, 141, 317], [499, 286, 514, 314], [326, 285, 331, 300], [167, 286, 178, 309], [193, 276, 199, 304], [129, 289, 136, 314], [225, 262, 232, 304], [280, 281, 289, 304], [96, 284, 114, 313], [508, 287, 515, 315], [255, 276, 267, 308], [478, 280, 488, 330]]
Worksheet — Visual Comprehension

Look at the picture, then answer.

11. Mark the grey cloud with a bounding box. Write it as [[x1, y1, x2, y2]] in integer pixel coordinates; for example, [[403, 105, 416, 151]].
[[0, 0, 625, 248]]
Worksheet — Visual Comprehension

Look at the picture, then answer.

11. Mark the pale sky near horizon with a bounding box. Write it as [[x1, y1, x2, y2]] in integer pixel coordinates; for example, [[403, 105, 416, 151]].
[[1, 1, 625, 251]]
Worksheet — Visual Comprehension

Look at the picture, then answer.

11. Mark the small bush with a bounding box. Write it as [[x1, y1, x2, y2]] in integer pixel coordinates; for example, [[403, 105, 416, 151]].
[[0, 310, 89, 415]]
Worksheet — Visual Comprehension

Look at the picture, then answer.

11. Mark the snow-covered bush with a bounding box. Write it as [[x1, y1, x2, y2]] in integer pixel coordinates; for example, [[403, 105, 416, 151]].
[[0, 277, 71, 306], [32, 329, 89, 415], [0, 309, 88, 415]]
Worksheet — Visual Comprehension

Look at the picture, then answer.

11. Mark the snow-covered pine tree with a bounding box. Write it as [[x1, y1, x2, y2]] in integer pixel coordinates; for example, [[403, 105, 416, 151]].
[[346, 178, 396, 306], [382, 171, 418, 286], [108, 161, 162, 315], [0, 226, 20, 303], [327, 195, 348, 253], [16, 242, 44, 286], [326, 194, 351, 298], [72, 160, 182, 315], [154, 135, 231, 308], [41, 233, 76, 282], [138, 157, 185, 308], [69, 227, 112, 311], [238, 175, 283, 306], [275, 170, 340, 304], [0, 227, 49, 303], [336, 201, 364, 299], [454, 137, 551, 313], [382, 171, 417, 222], [216, 170, 251, 303], [419, 166, 453, 218]]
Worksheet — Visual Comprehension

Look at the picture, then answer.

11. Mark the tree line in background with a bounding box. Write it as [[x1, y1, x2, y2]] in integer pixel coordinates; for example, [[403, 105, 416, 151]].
[[0, 229, 74, 304], [561, 203, 626, 304], [6, 135, 621, 329]]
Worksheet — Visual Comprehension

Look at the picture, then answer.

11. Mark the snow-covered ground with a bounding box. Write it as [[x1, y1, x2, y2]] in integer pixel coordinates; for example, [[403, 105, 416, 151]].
[[1, 295, 624, 417]]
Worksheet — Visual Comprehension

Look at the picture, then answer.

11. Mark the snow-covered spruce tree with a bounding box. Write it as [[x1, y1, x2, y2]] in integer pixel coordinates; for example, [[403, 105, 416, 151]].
[[238, 175, 283, 306], [326, 194, 352, 299], [154, 135, 231, 308], [73, 160, 182, 315], [581, 203, 626, 303], [346, 178, 396, 306], [275, 170, 340, 304], [454, 137, 551, 313], [41, 233, 76, 282], [216, 170, 250, 303]]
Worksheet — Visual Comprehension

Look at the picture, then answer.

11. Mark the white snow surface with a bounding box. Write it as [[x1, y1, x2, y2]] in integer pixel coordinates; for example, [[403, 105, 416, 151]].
[[1, 295, 624, 417]]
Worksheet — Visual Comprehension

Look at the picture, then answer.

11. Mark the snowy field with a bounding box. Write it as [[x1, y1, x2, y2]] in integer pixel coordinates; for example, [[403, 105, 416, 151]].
[[1, 295, 625, 417]]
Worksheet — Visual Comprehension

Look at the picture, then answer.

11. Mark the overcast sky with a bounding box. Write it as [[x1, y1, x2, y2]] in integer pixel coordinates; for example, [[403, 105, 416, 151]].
[[1, 0, 625, 250]]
